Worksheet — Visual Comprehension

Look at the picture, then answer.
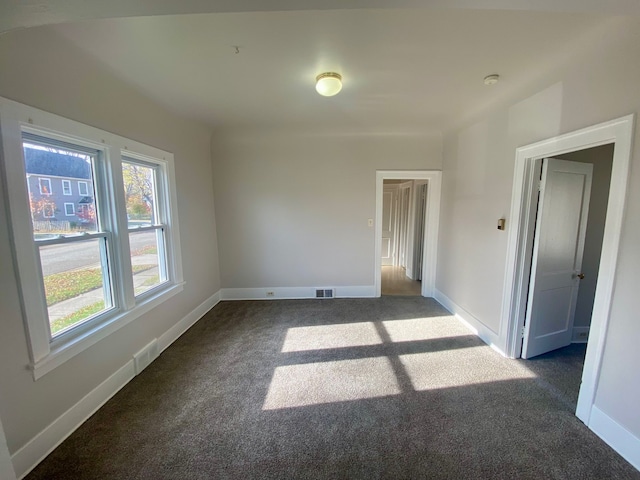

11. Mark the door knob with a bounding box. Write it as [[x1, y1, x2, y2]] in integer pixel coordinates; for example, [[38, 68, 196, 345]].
[[577, 273, 585, 280]]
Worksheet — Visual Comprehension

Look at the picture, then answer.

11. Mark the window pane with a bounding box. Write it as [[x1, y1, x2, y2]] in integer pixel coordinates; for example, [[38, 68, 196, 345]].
[[122, 161, 157, 227], [40, 238, 111, 337], [130, 230, 165, 295], [23, 142, 98, 238]]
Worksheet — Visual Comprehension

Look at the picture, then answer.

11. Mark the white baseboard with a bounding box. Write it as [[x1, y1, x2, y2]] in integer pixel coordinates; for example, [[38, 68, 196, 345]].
[[589, 406, 640, 471], [434, 289, 505, 356], [12, 290, 222, 479], [221, 285, 375, 301], [12, 362, 135, 479], [158, 290, 221, 353], [572, 326, 590, 343]]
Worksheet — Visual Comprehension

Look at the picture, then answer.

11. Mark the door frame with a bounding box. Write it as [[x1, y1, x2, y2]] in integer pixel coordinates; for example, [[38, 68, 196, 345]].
[[375, 170, 442, 298], [500, 114, 634, 424]]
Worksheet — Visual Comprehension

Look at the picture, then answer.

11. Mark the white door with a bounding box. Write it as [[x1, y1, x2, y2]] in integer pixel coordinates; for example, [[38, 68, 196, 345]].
[[381, 186, 397, 266], [522, 158, 593, 359], [398, 186, 411, 268]]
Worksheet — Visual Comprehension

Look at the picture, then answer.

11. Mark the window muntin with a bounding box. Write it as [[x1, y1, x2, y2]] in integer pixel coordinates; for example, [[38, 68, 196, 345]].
[[22, 138, 113, 337], [62, 180, 72, 195], [122, 159, 167, 295], [78, 181, 89, 196]]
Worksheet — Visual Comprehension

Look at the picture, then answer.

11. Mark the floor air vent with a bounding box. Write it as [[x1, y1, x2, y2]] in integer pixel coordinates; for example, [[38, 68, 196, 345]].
[[133, 339, 159, 375], [315, 289, 335, 299]]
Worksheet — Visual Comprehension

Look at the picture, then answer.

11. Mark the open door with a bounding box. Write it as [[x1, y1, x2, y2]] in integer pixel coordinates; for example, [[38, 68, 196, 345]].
[[522, 158, 593, 359], [381, 186, 397, 266]]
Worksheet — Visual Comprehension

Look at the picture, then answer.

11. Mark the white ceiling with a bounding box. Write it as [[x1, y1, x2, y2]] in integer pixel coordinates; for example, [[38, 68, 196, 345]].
[[2, 0, 639, 33], [45, 9, 612, 133]]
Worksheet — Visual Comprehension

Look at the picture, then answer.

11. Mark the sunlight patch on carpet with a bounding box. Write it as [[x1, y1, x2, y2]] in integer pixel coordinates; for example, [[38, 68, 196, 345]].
[[382, 316, 470, 343], [262, 357, 400, 410], [399, 348, 537, 391], [281, 322, 382, 352]]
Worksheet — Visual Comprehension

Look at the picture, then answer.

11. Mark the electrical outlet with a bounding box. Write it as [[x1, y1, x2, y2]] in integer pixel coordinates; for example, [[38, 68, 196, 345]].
[[266, 291, 275, 297]]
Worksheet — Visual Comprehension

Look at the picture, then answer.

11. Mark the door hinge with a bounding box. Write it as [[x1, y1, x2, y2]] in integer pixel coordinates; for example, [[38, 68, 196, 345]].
[[521, 326, 526, 339], [537, 181, 542, 192]]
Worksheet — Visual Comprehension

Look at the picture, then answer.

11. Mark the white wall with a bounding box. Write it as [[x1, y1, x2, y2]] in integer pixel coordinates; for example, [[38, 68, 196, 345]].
[[0, 418, 16, 480], [211, 129, 441, 291], [557, 145, 613, 329], [437, 16, 640, 443], [0, 26, 221, 457]]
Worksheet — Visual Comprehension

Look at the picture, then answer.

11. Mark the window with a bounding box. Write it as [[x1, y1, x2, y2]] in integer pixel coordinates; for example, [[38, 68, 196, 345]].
[[122, 159, 167, 295], [39, 177, 51, 195], [78, 180, 89, 196], [0, 97, 183, 379]]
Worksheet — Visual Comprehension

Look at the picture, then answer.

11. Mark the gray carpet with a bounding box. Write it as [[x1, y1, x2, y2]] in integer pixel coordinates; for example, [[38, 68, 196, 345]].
[[27, 297, 639, 479]]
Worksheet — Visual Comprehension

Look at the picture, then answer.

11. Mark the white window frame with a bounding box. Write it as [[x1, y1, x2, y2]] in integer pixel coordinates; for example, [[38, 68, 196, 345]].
[[0, 96, 184, 380], [42, 203, 55, 218], [62, 179, 72, 195], [78, 180, 89, 196], [38, 177, 51, 195], [64, 202, 75, 216], [122, 157, 169, 296]]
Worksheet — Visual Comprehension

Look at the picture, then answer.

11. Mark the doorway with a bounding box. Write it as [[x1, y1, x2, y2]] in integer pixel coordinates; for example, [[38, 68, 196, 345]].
[[374, 171, 441, 298], [520, 145, 613, 408], [501, 115, 634, 424], [381, 179, 424, 296]]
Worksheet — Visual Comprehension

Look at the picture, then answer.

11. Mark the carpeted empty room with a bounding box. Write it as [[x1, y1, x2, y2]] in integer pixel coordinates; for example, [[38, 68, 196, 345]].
[[27, 297, 639, 479]]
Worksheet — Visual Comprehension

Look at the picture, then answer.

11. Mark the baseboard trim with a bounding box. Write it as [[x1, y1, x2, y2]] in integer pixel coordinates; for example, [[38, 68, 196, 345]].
[[571, 326, 590, 343], [11, 290, 222, 479], [11, 361, 135, 479], [589, 406, 640, 471], [158, 290, 221, 353], [434, 289, 504, 356], [221, 285, 375, 301]]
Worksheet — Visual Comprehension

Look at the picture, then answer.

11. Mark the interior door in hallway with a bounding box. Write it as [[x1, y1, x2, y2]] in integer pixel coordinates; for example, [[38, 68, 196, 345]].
[[522, 158, 593, 359], [381, 186, 397, 266]]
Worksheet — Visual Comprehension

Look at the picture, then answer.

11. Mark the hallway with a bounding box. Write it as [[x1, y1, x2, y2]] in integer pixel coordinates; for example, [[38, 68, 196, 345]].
[[381, 265, 421, 296]]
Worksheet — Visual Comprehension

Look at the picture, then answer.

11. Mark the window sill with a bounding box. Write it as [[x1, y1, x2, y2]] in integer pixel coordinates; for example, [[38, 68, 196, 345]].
[[30, 282, 185, 380]]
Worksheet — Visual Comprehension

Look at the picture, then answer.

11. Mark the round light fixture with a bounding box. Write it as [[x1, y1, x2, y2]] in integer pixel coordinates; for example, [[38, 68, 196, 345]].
[[315, 72, 343, 97], [483, 74, 500, 86]]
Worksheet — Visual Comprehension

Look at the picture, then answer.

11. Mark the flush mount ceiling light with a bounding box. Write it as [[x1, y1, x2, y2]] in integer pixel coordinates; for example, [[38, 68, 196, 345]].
[[484, 74, 500, 86], [315, 72, 342, 97]]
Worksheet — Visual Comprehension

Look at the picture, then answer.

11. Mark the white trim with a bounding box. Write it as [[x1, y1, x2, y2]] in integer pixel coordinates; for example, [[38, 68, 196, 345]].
[[499, 115, 635, 425], [589, 406, 640, 471], [572, 326, 590, 343], [61, 179, 72, 196], [32, 283, 184, 380], [77, 180, 88, 196], [375, 170, 441, 298], [158, 291, 221, 352], [63, 202, 74, 216], [10, 290, 221, 479], [12, 361, 136, 479], [38, 177, 51, 195], [434, 288, 505, 356], [221, 285, 375, 301]]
